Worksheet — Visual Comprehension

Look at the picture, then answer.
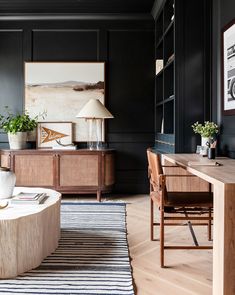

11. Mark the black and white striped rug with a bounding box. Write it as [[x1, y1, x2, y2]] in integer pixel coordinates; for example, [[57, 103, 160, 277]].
[[0, 202, 134, 295]]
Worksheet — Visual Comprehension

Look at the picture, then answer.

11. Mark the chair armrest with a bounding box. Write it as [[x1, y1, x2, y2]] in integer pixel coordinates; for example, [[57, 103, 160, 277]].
[[165, 174, 197, 177], [162, 165, 179, 168]]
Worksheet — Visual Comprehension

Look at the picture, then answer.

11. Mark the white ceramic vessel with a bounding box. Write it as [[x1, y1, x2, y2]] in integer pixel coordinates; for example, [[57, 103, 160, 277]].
[[0, 167, 16, 199], [201, 136, 209, 147]]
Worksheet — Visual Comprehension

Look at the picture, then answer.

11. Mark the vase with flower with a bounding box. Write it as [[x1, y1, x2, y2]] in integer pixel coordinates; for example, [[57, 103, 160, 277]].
[[192, 121, 219, 157]]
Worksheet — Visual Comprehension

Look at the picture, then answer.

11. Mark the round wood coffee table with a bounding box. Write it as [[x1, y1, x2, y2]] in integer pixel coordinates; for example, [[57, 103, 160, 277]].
[[0, 187, 61, 278]]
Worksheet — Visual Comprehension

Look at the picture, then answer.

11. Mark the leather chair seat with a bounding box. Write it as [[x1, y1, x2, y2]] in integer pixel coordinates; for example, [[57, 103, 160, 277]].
[[151, 191, 213, 208]]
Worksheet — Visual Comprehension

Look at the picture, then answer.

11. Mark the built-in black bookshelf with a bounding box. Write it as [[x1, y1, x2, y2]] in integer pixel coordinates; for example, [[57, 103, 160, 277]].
[[154, 0, 211, 154], [155, 0, 175, 153]]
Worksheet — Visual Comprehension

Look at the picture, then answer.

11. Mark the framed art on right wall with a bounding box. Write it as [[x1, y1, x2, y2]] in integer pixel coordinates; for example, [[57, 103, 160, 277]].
[[222, 19, 235, 115]]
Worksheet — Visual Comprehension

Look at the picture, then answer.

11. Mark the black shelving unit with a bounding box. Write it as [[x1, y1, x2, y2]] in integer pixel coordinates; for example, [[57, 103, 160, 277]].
[[154, 0, 211, 154], [155, 0, 175, 153]]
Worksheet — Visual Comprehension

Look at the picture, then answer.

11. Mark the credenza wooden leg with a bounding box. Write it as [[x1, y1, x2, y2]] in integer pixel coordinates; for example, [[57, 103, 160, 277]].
[[97, 191, 101, 202]]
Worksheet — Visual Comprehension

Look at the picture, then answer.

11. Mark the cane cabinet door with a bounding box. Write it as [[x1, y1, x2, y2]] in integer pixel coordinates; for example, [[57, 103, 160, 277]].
[[59, 154, 99, 187], [13, 154, 55, 187]]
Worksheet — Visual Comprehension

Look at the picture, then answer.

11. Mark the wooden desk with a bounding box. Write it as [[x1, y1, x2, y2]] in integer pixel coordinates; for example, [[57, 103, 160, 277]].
[[162, 154, 235, 295]]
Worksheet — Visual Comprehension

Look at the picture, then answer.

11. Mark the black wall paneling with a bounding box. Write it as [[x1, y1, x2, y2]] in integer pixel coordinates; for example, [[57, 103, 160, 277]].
[[32, 30, 99, 61], [0, 17, 155, 193], [0, 0, 155, 14], [0, 30, 24, 147]]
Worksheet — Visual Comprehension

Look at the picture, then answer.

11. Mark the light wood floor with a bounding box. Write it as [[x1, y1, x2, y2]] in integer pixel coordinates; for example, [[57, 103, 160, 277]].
[[64, 194, 213, 295]]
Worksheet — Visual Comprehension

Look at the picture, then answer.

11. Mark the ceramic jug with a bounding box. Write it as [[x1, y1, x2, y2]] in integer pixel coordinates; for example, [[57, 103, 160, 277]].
[[0, 167, 16, 199]]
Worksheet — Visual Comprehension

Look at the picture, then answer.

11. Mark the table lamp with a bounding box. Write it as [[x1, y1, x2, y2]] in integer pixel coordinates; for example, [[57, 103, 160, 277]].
[[76, 98, 114, 150]]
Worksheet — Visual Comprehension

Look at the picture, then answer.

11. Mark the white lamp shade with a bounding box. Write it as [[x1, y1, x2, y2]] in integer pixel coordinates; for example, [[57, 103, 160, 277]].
[[76, 99, 114, 119]]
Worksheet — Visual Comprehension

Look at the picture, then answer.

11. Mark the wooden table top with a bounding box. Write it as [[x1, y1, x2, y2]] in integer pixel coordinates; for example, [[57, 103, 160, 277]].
[[162, 154, 235, 185]]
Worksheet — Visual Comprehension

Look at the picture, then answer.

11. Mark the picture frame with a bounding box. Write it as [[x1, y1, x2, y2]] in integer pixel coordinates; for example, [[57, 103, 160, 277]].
[[222, 19, 235, 115], [25, 62, 105, 141], [37, 121, 73, 149]]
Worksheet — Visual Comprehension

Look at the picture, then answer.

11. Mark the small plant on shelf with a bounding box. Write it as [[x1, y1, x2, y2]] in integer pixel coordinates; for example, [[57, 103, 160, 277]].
[[192, 121, 219, 138]]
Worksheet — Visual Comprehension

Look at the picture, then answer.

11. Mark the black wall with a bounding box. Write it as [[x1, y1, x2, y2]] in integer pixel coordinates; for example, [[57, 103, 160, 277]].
[[213, 0, 235, 157], [0, 16, 155, 193]]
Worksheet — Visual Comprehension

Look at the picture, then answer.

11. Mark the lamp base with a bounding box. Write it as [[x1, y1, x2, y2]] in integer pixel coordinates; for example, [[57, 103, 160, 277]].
[[87, 142, 105, 150]]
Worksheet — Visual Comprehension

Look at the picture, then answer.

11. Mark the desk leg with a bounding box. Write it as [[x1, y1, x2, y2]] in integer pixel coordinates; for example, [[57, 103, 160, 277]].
[[213, 183, 235, 295]]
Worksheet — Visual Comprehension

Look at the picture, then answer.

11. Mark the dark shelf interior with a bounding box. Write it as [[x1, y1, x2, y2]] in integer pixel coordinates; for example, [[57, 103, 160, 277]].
[[164, 0, 174, 31], [155, 74, 163, 103], [164, 27, 174, 65], [156, 12, 163, 45], [164, 20, 174, 37], [155, 105, 163, 133], [164, 100, 174, 134], [164, 62, 174, 100]]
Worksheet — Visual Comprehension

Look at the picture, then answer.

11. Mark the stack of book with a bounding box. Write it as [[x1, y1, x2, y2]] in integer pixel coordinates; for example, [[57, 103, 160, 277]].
[[11, 192, 47, 205]]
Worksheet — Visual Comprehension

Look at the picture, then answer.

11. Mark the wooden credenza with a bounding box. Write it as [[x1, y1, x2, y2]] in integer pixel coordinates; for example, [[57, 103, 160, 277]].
[[0, 149, 115, 201]]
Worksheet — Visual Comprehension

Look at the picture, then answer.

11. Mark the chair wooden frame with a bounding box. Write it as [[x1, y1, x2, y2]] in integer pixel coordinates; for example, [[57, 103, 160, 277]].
[[147, 149, 213, 268]]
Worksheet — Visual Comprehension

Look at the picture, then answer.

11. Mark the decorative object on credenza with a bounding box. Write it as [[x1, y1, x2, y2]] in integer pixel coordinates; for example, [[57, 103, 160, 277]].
[[192, 121, 219, 155], [222, 19, 235, 115], [25, 62, 105, 141], [0, 167, 16, 199], [0, 106, 43, 149], [37, 122, 73, 149], [76, 99, 114, 150]]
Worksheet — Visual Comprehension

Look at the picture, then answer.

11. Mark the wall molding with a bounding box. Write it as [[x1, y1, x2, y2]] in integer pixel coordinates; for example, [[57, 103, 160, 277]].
[[0, 13, 153, 21]]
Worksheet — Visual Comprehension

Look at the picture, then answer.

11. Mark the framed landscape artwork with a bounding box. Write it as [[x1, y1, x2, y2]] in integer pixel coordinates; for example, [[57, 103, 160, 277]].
[[37, 122, 73, 149], [25, 62, 105, 141], [222, 19, 235, 115]]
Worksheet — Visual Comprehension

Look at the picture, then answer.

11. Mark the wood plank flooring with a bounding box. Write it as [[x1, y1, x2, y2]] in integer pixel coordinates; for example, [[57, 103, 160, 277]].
[[64, 194, 213, 295]]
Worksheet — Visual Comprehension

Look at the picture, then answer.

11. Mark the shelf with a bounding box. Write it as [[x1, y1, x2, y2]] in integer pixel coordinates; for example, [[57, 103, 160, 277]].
[[165, 58, 174, 69], [156, 101, 164, 107], [156, 21, 174, 50], [164, 20, 174, 37], [155, 68, 163, 78], [164, 95, 174, 103], [154, 134, 175, 153], [155, 59, 174, 78], [156, 37, 163, 49]]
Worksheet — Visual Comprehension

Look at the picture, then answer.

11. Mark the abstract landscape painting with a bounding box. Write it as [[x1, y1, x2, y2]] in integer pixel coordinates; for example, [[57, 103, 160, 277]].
[[25, 62, 105, 141]]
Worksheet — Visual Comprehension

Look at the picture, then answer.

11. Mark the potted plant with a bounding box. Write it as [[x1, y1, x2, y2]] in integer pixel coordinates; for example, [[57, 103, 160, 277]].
[[192, 121, 219, 147], [0, 107, 40, 150]]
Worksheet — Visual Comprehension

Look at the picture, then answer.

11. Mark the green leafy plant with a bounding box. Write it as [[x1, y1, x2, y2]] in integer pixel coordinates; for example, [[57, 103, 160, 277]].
[[192, 121, 219, 138], [0, 106, 45, 134]]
